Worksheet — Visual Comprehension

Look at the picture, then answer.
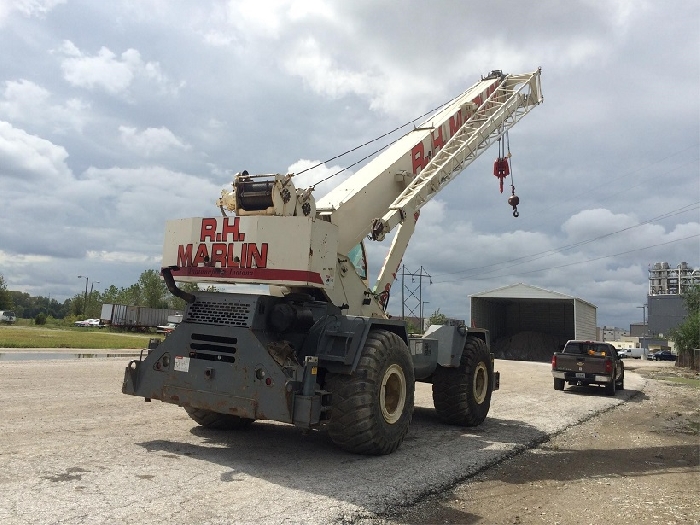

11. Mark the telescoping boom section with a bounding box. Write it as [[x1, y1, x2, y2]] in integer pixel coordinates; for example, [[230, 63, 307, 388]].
[[124, 69, 542, 456]]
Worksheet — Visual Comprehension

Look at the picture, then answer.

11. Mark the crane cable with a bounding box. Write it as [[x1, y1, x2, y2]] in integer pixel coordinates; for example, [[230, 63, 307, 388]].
[[495, 129, 520, 217], [504, 131, 520, 217], [298, 92, 468, 190]]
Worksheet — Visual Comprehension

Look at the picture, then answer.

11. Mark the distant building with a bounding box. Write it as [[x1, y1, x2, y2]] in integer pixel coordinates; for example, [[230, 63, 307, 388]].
[[648, 261, 700, 296], [639, 335, 671, 354], [645, 261, 698, 337], [629, 322, 647, 337], [598, 326, 629, 341], [648, 295, 687, 337]]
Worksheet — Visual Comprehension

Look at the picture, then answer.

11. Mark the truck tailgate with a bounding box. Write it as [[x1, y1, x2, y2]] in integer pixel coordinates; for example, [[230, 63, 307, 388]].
[[555, 354, 608, 374]]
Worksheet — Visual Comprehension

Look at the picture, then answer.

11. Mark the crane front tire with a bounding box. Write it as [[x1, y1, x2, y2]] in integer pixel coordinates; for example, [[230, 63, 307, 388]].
[[432, 336, 494, 426], [326, 329, 415, 455]]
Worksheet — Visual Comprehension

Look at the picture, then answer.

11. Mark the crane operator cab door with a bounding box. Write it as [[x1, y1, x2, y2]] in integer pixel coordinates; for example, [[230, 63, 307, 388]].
[[348, 242, 368, 284]]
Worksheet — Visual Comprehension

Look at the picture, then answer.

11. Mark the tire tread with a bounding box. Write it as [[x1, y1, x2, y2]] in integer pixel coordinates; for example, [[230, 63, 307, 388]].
[[327, 330, 415, 455]]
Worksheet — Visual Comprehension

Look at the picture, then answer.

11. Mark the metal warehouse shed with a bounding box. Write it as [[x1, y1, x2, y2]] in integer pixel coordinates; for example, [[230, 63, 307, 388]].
[[470, 283, 597, 344]]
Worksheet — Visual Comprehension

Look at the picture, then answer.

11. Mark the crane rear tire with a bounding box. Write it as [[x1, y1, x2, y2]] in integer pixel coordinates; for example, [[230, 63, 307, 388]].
[[326, 329, 415, 455]]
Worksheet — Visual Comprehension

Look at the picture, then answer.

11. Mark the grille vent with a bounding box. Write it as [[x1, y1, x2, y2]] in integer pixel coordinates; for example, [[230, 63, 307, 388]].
[[189, 333, 237, 363], [186, 297, 255, 326]]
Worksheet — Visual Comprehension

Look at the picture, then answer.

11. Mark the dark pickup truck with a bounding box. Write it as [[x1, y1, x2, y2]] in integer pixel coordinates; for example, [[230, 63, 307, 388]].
[[551, 340, 624, 395]]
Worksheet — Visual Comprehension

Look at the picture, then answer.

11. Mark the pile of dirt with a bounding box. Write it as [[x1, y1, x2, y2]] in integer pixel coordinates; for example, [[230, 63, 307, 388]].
[[492, 330, 567, 362]]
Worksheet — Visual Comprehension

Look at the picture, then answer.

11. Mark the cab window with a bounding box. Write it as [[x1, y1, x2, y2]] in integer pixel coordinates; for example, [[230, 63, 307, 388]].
[[348, 242, 368, 281]]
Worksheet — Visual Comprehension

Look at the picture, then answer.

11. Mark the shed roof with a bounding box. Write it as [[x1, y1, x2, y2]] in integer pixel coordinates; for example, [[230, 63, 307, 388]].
[[471, 283, 596, 307]]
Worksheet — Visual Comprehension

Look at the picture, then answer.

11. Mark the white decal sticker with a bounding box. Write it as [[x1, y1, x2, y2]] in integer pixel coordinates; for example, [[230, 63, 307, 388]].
[[174, 356, 190, 372]]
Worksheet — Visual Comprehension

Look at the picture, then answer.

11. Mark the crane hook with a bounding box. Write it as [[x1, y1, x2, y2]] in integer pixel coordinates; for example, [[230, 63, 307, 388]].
[[508, 193, 520, 218]]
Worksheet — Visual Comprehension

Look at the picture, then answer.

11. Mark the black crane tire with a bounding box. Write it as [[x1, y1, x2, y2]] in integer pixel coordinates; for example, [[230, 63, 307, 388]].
[[326, 329, 415, 455], [432, 336, 494, 426]]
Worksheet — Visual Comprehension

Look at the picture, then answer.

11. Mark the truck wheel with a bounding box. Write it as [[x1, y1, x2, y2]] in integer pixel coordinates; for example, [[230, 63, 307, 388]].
[[605, 378, 616, 396], [184, 407, 255, 430], [432, 336, 494, 426], [554, 378, 565, 390], [616, 370, 625, 390], [326, 329, 415, 455]]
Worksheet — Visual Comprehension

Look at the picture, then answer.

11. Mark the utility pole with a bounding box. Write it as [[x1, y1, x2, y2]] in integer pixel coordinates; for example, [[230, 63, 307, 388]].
[[78, 275, 89, 316], [401, 264, 405, 320], [89, 281, 100, 317], [637, 304, 647, 333]]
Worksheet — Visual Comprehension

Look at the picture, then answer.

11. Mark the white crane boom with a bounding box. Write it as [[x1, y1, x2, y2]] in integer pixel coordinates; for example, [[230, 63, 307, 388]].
[[316, 70, 541, 252], [370, 70, 542, 301]]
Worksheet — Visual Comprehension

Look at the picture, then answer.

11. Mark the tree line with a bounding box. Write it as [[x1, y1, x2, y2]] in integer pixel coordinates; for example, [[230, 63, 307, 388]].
[[0, 270, 201, 321], [1, 270, 698, 366]]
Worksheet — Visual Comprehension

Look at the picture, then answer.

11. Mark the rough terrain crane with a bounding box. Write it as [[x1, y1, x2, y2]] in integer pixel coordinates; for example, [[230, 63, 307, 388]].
[[123, 69, 543, 455]]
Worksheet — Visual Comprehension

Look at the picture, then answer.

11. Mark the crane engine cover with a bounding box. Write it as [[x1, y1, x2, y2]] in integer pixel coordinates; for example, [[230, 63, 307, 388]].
[[163, 215, 338, 289]]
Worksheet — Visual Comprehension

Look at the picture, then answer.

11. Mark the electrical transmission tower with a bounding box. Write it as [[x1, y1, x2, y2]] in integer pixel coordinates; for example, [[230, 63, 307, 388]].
[[400, 265, 431, 333]]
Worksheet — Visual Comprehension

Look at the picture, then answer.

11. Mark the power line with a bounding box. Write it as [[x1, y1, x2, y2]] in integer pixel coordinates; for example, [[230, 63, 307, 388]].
[[515, 143, 699, 233], [434, 233, 700, 284], [431, 201, 700, 281]]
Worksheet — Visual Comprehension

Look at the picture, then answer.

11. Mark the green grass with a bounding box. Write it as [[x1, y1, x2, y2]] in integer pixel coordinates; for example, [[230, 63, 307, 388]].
[[661, 376, 700, 389], [0, 325, 155, 349]]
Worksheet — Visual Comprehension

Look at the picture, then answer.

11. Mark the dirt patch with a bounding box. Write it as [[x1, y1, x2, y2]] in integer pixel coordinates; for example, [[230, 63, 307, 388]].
[[377, 364, 700, 525]]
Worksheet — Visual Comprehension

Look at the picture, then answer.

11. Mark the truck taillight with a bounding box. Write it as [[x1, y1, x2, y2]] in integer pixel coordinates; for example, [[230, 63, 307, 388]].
[[605, 359, 612, 374], [551, 355, 557, 369]]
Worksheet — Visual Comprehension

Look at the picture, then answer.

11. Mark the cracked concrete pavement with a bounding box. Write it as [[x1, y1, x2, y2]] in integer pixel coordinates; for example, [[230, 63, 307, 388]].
[[0, 352, 644, 524]]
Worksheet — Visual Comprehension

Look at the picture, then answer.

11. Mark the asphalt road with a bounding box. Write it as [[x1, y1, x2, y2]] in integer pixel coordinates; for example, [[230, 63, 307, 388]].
[[0, 351, 646, 524]]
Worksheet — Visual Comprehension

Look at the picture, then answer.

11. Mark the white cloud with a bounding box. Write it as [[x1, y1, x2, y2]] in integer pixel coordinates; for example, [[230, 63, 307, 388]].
[[0, 249, 52, 266], [81, 165, 222, 236], [223, 0, 333, 39], [203, 30, 238, 47], [283, 37, 372, 98], [584, 0, 650, 28], [281, 36, 437, 115], [58, 42, 135, 94], [0, 79, 90, 132], [0, 1, 10, 23], [287, 159, 352, 197], [0, 0, 65, 23], [87, 250, 159, 264], [1, 78, 49, 111], [0, 120, 72, 181], [119, 126, 191, 157], [56, 40, 183, 96], [562, 209, 638, 240]]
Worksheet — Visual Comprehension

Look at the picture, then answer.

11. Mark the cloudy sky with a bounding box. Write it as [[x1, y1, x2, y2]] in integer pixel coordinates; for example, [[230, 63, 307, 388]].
[[0, 0, 698, 329]]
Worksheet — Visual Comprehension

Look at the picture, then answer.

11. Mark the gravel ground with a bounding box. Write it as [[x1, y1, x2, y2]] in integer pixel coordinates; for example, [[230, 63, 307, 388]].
[[378, 359, 700, 525], [0, 351, 695, 524]]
